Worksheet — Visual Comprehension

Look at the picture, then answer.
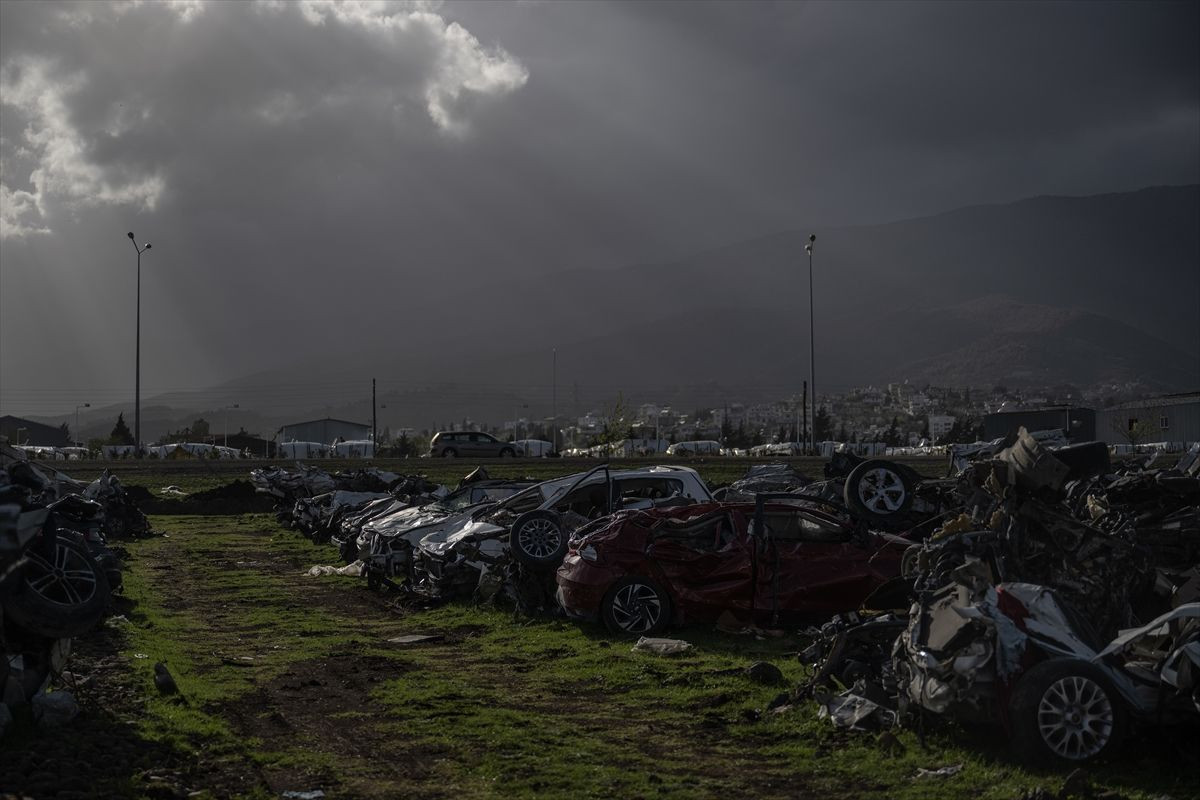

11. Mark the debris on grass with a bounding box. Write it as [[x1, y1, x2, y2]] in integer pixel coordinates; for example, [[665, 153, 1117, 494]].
[[633, 636, 693, 655]]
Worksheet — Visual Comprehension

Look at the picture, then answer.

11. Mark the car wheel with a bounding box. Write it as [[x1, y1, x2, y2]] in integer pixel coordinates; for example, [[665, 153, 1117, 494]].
[[509, 510, 568, 569], [601, 576, 672, 636], [1010, 658, 1126, 765], [499, 448, 515, 458], [441, 448, 457, 458], [4, 535, 112, 639], [844, 459, 915, 526]]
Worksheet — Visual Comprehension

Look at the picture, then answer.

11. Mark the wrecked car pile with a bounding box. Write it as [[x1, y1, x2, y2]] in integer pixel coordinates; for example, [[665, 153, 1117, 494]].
[[267, 440, 1195, 766], [83, 470, 152, 541], [250, 464, 445, 543], [1, 446, 148, 733], [350, 464, 712, 612], [800, 431, 1200, 764]]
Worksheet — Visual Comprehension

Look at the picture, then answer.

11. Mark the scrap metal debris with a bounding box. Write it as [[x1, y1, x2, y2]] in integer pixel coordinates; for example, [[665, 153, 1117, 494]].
[[801, 432, 1200, 764], [250, 464, 447, 544], [1, 443, 150, 729]]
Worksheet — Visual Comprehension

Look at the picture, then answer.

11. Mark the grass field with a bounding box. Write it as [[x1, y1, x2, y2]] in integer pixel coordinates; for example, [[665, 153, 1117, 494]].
[[3, 460, 1197, 799], [65, 454, 956, 499]]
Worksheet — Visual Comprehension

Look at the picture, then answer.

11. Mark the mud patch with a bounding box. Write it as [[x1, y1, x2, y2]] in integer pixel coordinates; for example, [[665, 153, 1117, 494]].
[[219, 647, 452, 799], [0, 620, 267, 800]]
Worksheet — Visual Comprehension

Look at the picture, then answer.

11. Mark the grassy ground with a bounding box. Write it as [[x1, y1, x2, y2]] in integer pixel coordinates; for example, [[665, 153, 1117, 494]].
[[6, 504, 1197, 799], [56, 455, 956, 500]]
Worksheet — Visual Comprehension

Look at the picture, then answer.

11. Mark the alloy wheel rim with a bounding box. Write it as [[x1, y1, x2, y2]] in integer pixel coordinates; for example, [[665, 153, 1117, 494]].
[[610, 583, 662, 632], [517, 518, 561, 559], [857, 467, 906, 512], [1037, 675, 1114, 760], [25, 543, 98, 605]]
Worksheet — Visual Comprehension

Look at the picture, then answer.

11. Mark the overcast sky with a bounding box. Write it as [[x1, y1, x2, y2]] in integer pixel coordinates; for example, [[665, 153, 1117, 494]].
[[2, 0, 1197, 416]]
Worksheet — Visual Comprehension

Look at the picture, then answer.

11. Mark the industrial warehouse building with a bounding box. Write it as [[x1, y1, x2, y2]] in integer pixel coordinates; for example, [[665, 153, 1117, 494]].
[[0, 415, 70, 447], [277, 417, 370, 444], [1095, 392, 1200, 446], [983, 406, 1096, 443]]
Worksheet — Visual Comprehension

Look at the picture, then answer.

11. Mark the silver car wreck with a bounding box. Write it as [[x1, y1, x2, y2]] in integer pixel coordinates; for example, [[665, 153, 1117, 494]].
[[406, 465, 712, 601]]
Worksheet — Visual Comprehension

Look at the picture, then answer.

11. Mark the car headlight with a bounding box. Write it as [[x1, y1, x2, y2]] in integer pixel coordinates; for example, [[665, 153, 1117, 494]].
[[578, 544, 600, 563]]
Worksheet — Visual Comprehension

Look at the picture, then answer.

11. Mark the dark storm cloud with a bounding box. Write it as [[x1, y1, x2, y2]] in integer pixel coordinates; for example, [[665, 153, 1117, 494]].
[[0, 0, 1196, 413]]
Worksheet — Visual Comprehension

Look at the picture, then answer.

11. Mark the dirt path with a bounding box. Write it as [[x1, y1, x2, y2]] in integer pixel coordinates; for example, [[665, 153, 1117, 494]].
[[4, 517, 822, 799]]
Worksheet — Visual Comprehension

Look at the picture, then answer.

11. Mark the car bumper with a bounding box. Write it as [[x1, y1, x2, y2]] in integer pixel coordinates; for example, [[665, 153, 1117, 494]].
[[555, 553, 624, 620]]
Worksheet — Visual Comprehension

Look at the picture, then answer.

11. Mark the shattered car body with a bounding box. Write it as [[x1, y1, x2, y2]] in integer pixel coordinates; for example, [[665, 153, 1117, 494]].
[[717, 458, 957, 537], [2, 452, 135, 726], [556, 492, 911, 636], [407, 465, 712, 601], [356, 479, 537, 582], [801, 430, 1199, 764], [251, 464, 445, 539], [896, 576, 1199, 764]]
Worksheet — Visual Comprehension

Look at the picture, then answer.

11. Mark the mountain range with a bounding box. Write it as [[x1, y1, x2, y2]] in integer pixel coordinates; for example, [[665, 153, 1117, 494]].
[[36, 185, 1200, 441]]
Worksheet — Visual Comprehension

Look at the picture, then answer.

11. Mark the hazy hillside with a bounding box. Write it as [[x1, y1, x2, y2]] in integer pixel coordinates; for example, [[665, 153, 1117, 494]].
[[37, 185, 1198, 437], [377, 184, 1199, 359]]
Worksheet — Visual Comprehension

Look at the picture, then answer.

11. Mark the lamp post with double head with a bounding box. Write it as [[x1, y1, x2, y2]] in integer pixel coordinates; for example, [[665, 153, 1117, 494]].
[[127, 232, 151, 456]]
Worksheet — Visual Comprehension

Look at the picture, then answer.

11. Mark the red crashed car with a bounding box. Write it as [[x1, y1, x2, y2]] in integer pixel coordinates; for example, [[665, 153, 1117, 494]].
[[556, 494, 911, 636]]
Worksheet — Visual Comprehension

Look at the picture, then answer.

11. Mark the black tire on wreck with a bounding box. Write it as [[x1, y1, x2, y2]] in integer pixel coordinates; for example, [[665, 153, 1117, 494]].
[[601, 576, 672, 636], [1009, 658, 1127, 766], [843, 459, 916, 527], [509, 510, 569, 569], [3, 535, 111, 639]]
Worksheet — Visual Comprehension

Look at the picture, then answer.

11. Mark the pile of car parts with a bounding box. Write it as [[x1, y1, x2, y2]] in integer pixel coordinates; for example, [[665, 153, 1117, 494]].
[[1, 445, 141, 731], [250, 464, 446, 541], [801, 431, 1200, 765]]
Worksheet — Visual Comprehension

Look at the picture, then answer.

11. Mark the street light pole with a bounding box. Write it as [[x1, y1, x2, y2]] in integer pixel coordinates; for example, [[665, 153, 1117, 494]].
[[805, 234, 816, 455], [75, 403, 90, 447], [127, 232, 151, 456]]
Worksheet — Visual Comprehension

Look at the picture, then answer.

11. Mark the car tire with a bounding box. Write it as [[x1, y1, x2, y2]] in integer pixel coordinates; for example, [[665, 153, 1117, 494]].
[[844, 459, 916, 526], [1009, 658, 1126, 766], [441, 448, 457, 458], [3, 535, 112, 639], [509, 510, 569, 569], [499, 448, 515, 458], [601, 576, 672, 636]]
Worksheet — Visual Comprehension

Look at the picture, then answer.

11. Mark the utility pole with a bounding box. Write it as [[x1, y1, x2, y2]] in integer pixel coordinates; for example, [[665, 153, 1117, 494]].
[[75, 403, 90, 448], [802, 380, 808, 455], [223, 403, 239, 447], [794, 397, 800, 447], [371, 378, 377, 448], [552, 348, 558, 454]]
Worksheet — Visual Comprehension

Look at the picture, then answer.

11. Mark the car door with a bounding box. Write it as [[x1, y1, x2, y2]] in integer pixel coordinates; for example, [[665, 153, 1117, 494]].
[[752, 507, 884, 621], [645, 509, 756, 621]]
